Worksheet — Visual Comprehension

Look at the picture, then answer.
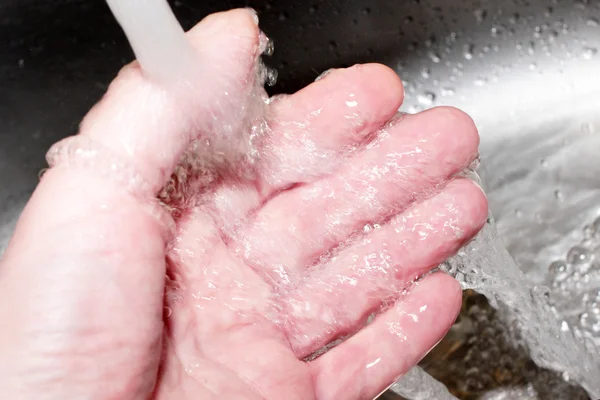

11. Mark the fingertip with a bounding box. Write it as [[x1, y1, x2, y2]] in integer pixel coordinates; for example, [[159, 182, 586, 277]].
[[287, 63, 404, 122], [188, 8, 260, 43], [421, 106, 481, 164], [324, 63, 404, 118], [309, 271, 463, 400], [435, 272, 463, 314], [445, 178, 489, 236], [356, 63, 405, 110], [400, 273, 463, 360], [185, 8, 262, 101], [440, 272, 463, 327], [464, 180, 489, 234], [412, 272, 462, 313]]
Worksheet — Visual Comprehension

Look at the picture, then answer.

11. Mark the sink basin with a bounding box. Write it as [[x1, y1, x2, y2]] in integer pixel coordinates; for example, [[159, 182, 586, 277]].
[[2, 0, 600, 398]]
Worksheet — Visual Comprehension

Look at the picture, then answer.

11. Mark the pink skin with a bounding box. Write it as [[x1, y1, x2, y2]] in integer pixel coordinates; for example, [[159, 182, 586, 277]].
[[0, 8, 487, 400]]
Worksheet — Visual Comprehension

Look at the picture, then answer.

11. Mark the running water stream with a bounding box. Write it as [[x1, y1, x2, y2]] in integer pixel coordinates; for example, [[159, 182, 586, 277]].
[[441, 214, 600, 397], [391, 170, 600, 399], [391, 366, 459, 400]]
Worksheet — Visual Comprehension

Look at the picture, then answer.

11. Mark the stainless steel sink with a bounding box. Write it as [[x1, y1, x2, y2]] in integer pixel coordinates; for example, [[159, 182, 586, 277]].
[[2, 0, 600, 398]]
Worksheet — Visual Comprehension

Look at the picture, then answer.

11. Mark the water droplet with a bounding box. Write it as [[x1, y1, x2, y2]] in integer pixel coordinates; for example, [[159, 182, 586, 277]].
[[362, 7, 371, 16], [567, 246, 591, 265], [428, 51, 441, 63], [463, 43, 475, 60], [491, 25, 505, 37], [474, 77, 487, 86], [529, 62, 537, 71], [420, 68, 430, 79], [541, 159, 548, 168], [262, 37, 275, 56], [533, 285, 551, 301], [587, 18, 599, 27], [38, 168, 48, 179], [441, 87, 455, 96], [580, 312, 600, 333], [583, 47, 598, 60], [468, 155, 481, 172], [264, 67, 278, 87], [453, 66, 464, 77], [417, 92, 436, 106], [515, 209, 523, 218], [315, 68, 335, 82], [441, 260, 458, 277], [549, 260, 569, 280], [328, 40, 338, 51], [554, 189, 564, 202], [474, 9, 487, 24], [408, 105, 424, 114], [17, 58, 24, 68]]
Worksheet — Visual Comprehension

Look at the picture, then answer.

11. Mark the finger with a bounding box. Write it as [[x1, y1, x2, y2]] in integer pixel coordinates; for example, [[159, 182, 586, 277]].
[[280, 178, 487, 356], [200, 64, 403, 237], [236, 107, 480, 286], [310, 272, 462, 400], [257, 64, 404, 193]]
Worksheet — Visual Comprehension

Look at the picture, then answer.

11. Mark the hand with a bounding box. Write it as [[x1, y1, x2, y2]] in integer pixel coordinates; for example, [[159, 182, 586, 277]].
[[0, 9, 487, 400]]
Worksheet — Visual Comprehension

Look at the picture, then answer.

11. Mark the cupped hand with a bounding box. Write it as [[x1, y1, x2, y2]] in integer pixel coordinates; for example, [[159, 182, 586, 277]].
[[0, 9, 487, 400]]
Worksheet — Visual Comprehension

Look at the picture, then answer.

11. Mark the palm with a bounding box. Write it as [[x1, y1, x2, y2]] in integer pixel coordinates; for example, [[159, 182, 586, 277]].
[[155, 124, 486, 400], [150, 14, 487, 395]]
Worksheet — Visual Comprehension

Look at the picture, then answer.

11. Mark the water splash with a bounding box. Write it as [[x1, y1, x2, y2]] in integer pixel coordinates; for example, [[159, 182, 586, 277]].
[[547, 215, 600, 344], [390, 366, 459, 400], [441, 207, 600, 398]]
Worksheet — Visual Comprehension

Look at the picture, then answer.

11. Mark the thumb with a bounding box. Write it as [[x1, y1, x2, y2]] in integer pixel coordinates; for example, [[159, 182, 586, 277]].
[[0, 8, 262, 399]]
